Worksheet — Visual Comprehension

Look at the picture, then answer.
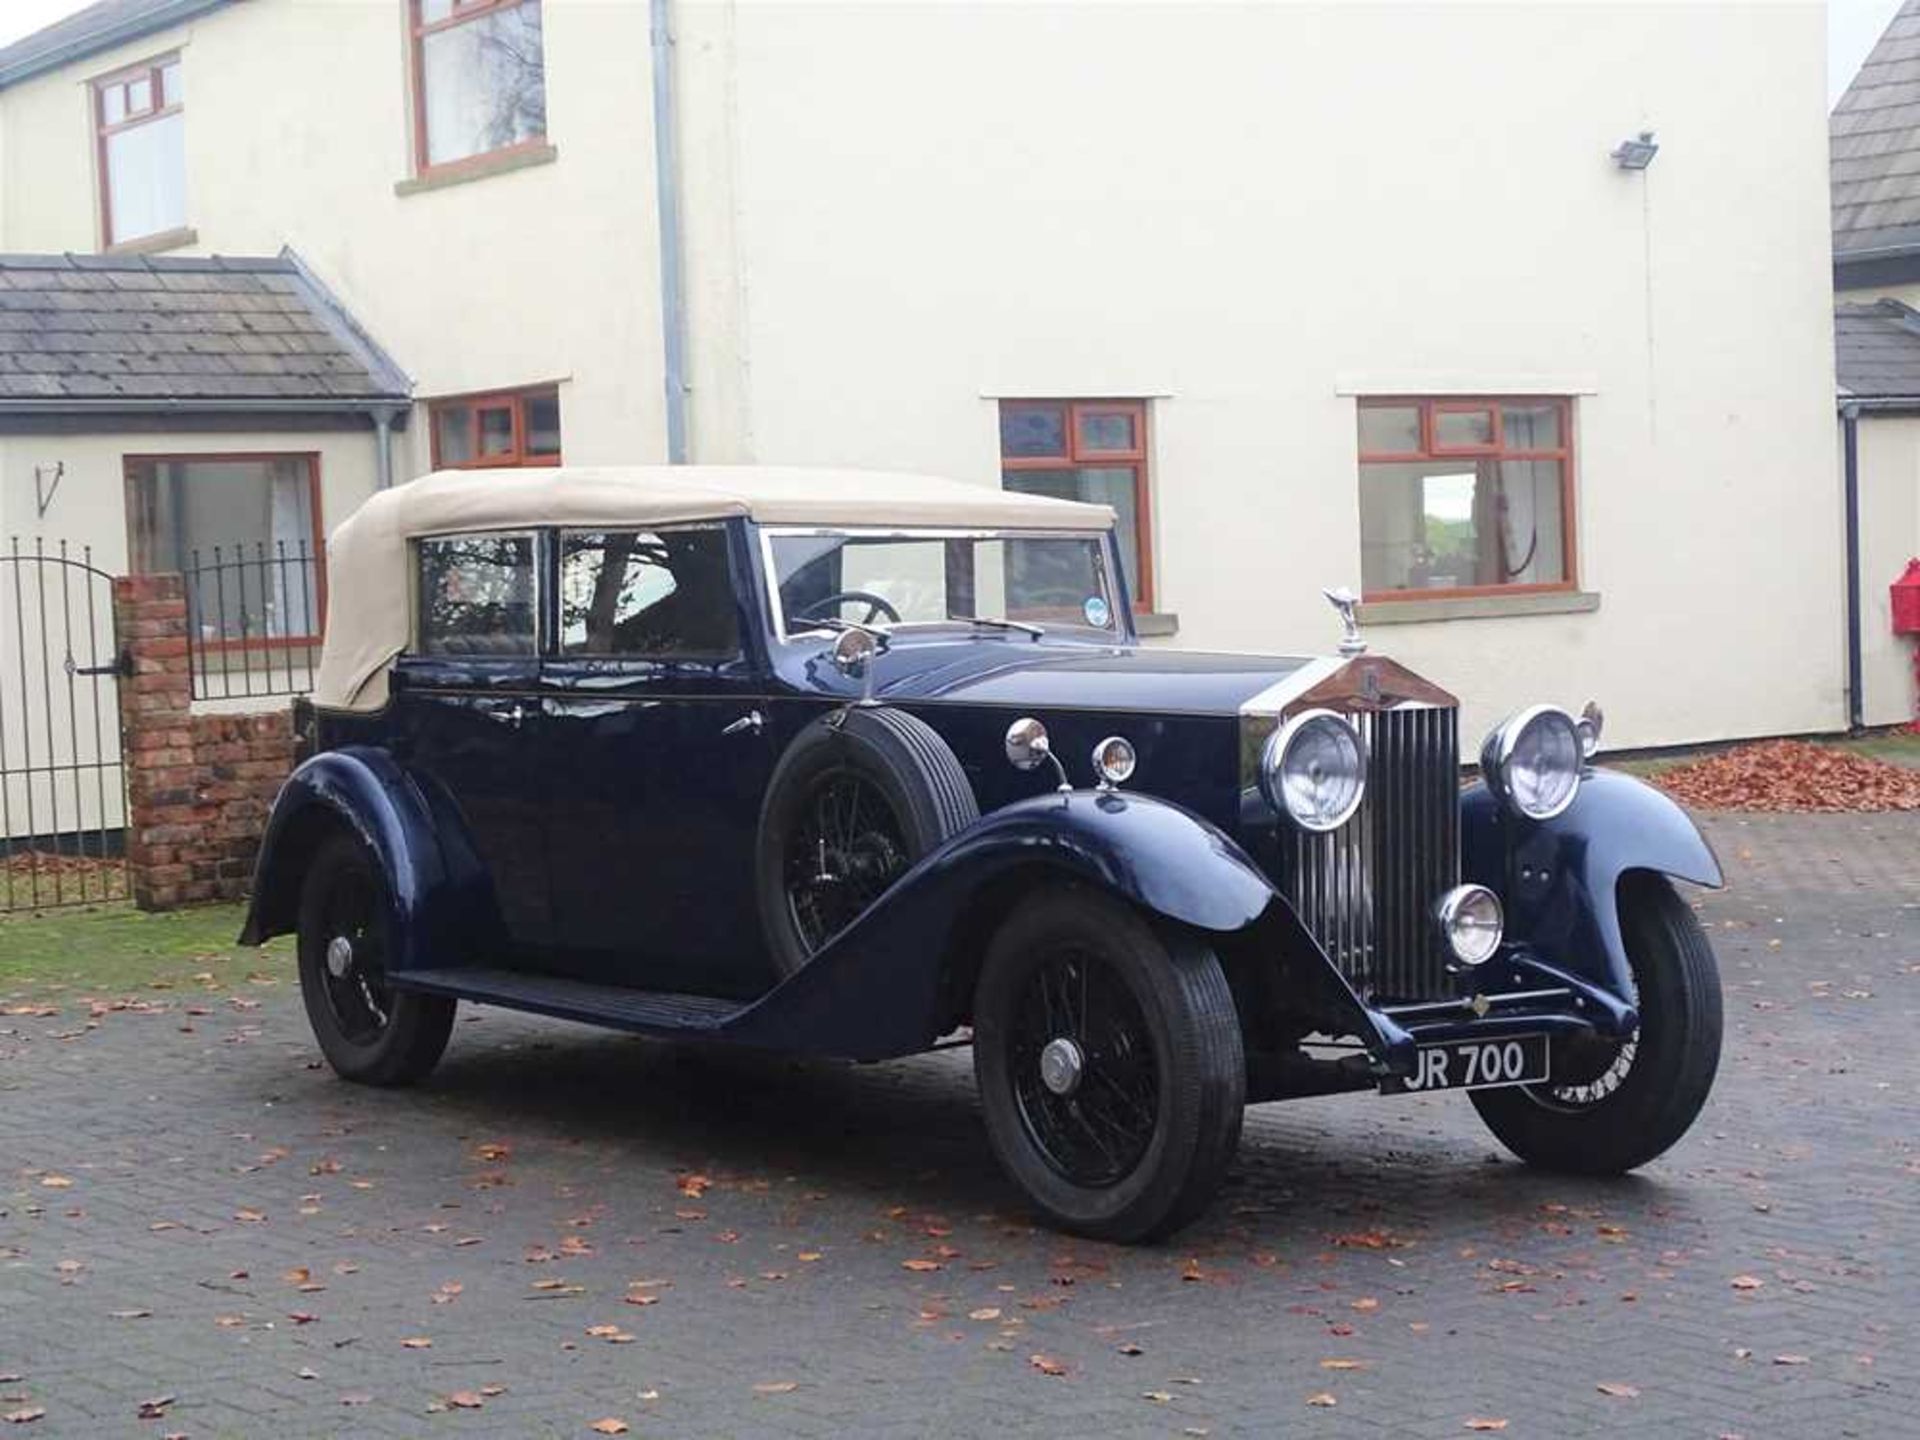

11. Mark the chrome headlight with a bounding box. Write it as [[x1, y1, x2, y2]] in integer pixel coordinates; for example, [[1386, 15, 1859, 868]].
[[1261, 709, 1366, 832], [1481, 704, 1583, 821]]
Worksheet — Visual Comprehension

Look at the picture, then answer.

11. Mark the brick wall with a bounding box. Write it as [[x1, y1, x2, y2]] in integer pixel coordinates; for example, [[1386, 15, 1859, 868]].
[[112, 575, 295, 909]]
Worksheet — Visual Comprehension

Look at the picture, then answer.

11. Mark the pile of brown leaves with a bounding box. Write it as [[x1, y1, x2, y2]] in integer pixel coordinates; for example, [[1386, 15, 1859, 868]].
[[1653, 740, 1920, 813]]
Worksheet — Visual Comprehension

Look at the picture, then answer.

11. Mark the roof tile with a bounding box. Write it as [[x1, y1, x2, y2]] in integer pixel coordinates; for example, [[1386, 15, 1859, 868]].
[[0, 251, 409, 409]]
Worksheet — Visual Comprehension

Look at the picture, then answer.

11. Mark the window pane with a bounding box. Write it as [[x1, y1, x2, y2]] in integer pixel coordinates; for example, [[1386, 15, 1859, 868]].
[[477, 405, 514, 456], [434, 404, 474, 465], [561, 530, 737, 656], [420, 0, 546, 167], [101, 83, 126, 125], [419, 0, 456, 21], [159, 61, 181, 108], [999, 403, 1067, 458], [1359, 458, 1566, 592], [1501, 402, 1562, 451], [1433, 407, 1495, 450], [1357, 403, 1419, 455], [127, 75, 152, 113], [127, 458, 319, 639], [524, 391, 561, 456], [1004, 465, 1142, 602], [1077, 410, 1136, 453], [104, 111, 186, 243], [417, 534, 536, 655]]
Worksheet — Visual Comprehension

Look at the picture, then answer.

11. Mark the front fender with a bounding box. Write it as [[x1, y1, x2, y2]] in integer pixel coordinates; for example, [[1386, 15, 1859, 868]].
[[237, 747, 495, 972], [1463, 768, 1722, 995], [724, 790, 1375, 1061]]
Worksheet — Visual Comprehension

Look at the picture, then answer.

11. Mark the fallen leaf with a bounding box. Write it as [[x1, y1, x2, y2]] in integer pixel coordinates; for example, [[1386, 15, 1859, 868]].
[[1464, 1423, 1510, 1433], [2, 1410, 46, 1425], [901, 1259, 943, 1272], [1321, 1359, 1366, 1370], [969, 1307, 1002, 1321], [339, 1393, 372, 1407], [233, 1208, 266, 1223], [108, 1309, 151, 1320], [1730, 1275, 1764, 1291], [1028, 1354, 1069, 1377], [38, 1177, 71, 1190], [678, 1174, 711, 1198], [1773, 1354, 1810, 1366], [1116, 1341, 1145, 1356], [135, 1396, 175, 1419], [401, 1337, 433, 1350], [1307, 1392, 1337, 1407], [589, 1421, 629, 1435], [798, 1251, 823, 1263], [473, 1142, 511, 1162], [1144, 1391, 1174, 1403], [752, 1381, 798, 1394], [1596, 1382, 1640, 1398], [447, 1391, 485, 1409]]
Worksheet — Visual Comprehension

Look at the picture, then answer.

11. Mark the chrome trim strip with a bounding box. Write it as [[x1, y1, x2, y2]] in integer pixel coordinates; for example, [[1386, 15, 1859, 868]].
[[1237, 655, 1343, 718]]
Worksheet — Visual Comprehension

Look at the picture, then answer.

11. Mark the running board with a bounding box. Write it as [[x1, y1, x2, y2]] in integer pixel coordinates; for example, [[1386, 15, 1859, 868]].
[[394, 967, 744, 1036]]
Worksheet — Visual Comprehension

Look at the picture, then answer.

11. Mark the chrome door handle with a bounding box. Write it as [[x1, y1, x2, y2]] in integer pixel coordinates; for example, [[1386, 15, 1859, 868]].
[[489, 701, 532, 729], [722, 709, 764, 736]]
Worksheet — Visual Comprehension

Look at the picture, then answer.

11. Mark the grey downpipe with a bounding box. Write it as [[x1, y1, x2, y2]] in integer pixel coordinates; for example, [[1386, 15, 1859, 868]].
[[650, 0, 690, 464], [1843, 405, 1863, 732], [372, 406, 395, 490]]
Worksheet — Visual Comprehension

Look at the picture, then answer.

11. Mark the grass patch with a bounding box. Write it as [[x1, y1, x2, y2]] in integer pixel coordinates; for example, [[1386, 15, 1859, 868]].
[[0, 901, 286, 996], [1832, 730, 1920, 770]]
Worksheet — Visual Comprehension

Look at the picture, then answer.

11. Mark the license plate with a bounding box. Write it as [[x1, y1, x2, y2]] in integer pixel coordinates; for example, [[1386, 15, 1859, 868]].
[[1401, 1034, 1550, 1093]]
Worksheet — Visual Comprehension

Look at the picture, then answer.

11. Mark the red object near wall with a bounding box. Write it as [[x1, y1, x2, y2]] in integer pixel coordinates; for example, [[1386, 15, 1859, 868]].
[[1895, 559, 1920, 634]]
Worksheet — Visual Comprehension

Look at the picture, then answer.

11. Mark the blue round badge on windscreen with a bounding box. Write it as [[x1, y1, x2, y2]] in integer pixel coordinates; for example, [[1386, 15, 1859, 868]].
[[1083, 596, 1112, 628]]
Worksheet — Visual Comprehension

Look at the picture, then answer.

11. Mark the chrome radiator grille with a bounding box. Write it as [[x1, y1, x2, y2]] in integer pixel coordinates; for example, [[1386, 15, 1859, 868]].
[[1285, 705, 1461, 1001]]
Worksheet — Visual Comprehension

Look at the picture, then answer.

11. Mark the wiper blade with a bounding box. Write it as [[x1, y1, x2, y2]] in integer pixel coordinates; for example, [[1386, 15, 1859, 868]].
[[961, 616, 1046, 639]]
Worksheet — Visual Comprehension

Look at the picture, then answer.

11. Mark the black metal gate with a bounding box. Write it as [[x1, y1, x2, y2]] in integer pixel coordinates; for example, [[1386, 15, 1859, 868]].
[[1, 538, 130, 913]]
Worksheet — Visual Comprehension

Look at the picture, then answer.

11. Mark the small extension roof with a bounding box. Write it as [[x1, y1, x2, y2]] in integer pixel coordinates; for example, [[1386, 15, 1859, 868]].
[[0, 250, 409, 416], [1836, 298, 1920, 404], [314, 465, 1117, 711], [1833, 0, 1920, 266]]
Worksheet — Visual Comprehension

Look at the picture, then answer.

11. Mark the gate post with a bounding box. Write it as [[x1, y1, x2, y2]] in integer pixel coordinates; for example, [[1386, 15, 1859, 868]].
[[111, 574, 203, 910]]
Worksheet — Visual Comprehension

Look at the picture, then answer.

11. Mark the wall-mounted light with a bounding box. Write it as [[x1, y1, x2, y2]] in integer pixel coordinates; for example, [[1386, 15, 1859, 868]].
[[1610, 130, 1658, 171]]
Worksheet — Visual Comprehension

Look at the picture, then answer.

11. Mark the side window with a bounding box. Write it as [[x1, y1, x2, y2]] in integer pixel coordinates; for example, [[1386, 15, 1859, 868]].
[[416, 533, 537, 655], [559, 528, 739, 658]]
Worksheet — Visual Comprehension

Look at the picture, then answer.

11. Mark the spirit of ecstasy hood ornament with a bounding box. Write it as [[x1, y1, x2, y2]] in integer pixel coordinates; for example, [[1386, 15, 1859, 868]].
[[1322, 586, 1367, 657]]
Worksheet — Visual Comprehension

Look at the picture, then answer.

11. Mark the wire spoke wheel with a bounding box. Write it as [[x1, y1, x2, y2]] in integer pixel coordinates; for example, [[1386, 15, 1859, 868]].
[[1534, 971, 1641, 1111], [318, 868, 392, 1044], [1007, 946, 1161, 1188], [783, 768, 909, 953]]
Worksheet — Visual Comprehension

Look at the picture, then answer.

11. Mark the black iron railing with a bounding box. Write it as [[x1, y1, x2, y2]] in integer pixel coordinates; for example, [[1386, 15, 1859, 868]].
[[184, 541, 323, 701]]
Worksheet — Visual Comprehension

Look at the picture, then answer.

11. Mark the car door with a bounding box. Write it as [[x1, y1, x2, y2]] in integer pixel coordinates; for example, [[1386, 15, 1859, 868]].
[[541, 522, 778, 996], [391, 531, 552, 946]]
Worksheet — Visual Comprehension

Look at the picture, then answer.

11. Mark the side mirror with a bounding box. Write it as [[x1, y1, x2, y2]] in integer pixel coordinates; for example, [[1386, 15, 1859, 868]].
[[1005, 716, 1071, 792]]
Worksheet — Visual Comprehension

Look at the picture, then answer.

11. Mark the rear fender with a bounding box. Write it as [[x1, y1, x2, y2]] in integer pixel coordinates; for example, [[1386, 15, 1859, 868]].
[[237, 747, 496, 972], [726, 790, 1376, 1060], [1462, 768, 1723, 995]]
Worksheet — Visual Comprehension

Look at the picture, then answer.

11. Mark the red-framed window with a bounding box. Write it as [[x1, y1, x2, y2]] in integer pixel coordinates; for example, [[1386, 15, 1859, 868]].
[[429, 385, 562, 468], [999, 399, 1155, 609], [92, 53, 185, 247], [408, 0, 547, 176], [1356, 397, 1576, 602], [122, 453, 327, 647]]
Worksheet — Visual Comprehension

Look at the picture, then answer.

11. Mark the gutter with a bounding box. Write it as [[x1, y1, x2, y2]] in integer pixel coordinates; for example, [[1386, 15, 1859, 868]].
[[0, 397, 408, 416], [0, 0, 236, 91], [649, 0, 690, 463], [1841, 404, 1863, 733]]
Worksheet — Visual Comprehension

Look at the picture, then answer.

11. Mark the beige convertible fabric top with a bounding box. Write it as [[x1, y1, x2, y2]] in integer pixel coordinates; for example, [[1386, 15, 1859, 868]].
[[312, 465, 1115, 711]]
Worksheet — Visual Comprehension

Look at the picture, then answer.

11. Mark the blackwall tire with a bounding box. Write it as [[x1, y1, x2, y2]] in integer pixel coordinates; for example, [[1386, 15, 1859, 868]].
[[756, 707, 978, 977], [1471, 874, 1722, 1175], [973, 888, 1245, 1243], [296, 833, 455, 1087]]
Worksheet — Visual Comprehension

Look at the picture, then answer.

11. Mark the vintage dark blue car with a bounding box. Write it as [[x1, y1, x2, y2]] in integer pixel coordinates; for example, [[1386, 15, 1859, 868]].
[[241, 465, 1723, 1241]]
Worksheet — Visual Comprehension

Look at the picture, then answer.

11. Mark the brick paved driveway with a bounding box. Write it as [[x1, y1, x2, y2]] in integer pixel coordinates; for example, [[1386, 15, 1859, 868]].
[[2, 812, 1916, 1438]]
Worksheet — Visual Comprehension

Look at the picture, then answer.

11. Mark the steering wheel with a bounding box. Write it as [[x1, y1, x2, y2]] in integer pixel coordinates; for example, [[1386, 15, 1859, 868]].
[[794, 590, 902, 626]]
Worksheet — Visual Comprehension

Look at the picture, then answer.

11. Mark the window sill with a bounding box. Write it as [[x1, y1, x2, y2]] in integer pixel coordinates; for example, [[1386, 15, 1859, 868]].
[[395, 142, 558, 197], [1134, 611, 1179, 637], [103, 225, 197, 257], [1358, 590, 1601, 625]]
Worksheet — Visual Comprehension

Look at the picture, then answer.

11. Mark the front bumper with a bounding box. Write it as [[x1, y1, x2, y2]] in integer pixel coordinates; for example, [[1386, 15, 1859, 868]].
[[1361, 945, 1636, 1079]]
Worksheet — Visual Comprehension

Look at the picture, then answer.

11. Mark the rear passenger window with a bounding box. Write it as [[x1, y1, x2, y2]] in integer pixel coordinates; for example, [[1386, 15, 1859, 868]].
[[559, 528, 739, 657], [417, 534, 537, 656]]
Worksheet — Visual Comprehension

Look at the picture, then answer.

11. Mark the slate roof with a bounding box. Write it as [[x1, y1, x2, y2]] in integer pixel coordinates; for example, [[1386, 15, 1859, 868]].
[[0, 0, 235, 91], [1833, 0, 1920, 261], [0, 251, 410, 411], [1836, 299, 1920, 401]]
